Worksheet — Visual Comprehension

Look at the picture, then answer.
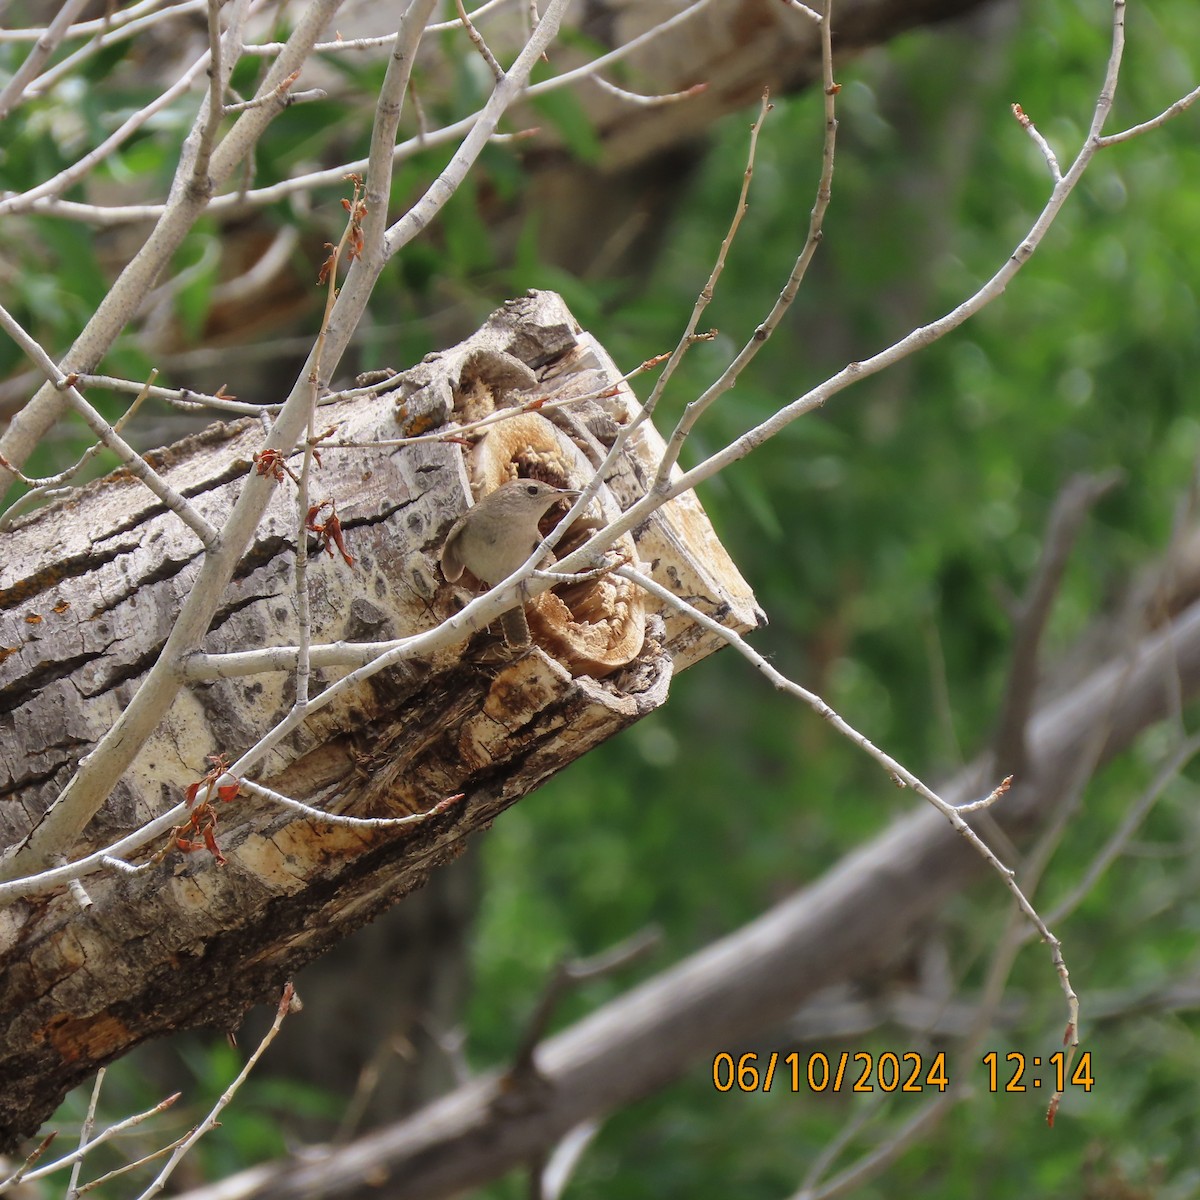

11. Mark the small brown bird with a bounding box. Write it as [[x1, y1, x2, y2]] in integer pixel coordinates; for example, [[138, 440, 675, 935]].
[[440, 479, 581, 647]]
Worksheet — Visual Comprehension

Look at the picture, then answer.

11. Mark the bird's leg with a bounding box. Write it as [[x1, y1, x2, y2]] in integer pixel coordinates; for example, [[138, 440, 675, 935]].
[[500, 606, 532, 649]]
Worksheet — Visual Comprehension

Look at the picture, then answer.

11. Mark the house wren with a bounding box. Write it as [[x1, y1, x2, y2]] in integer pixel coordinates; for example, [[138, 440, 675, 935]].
[[440, 479, 581, 647]]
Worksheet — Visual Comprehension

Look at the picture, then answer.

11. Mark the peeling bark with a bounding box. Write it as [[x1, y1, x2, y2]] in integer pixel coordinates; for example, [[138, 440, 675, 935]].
[[0, 291, 761, 1149]]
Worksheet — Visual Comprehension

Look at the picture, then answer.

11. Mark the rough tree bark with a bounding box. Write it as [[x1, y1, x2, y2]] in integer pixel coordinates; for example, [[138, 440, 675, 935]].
[[0, 291, 761, 1149]]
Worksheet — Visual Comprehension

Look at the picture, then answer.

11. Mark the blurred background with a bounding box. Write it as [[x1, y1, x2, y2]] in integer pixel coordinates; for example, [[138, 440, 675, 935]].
[[3, 0, 1199, 1195]]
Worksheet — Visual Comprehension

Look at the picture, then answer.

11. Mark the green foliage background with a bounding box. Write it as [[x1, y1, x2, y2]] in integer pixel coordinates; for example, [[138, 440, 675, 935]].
[[4, 0, 1199, 1195], [469, 3, 1200, 1196]]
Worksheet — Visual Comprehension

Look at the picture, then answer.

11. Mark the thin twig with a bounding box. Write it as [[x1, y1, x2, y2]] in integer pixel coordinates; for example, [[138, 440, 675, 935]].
[[12, 1092, 181, 1186], [539, 1120, 603, 1200], [1096, 81, 1200, 146], [240, 0, 516, 50], [74, 1132, 192, 1194], [653, 0, 838, 487], [0, 0, 91, 118], [133, 983, 297, 1200], [67, 375, 265, 416], [456, 0, 504, 81], [618, 565, 1079, 1045], [240, 779, 466, 830], [24, 0, 719, 227], [778, 0, 821, 21], [0, 1132, 57, 1192], [321, 351, 670, 452], [1011, 103, 1062, 181], [223, 78, 322, 113], [639, 88, 774, 428], [589, 76, 707, 108], [20, 1, 209, 99], [292, 172, 367, 709], [66, 1067, 105, 1200], [0, 0, 182, 44], [793, 1097, 954, 1200]]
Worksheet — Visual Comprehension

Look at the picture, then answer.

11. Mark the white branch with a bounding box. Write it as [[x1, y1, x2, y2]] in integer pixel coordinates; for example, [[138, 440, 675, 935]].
[[132, 984, 296, 1200], [0, 0, 91, 119], [618, 564, 1079, 1052], [0, 0, 346, 488], [13, 0, 718, 227], [0, 0, 571, 886], [0, 0, 184, 44], [0, 305, 216, 543], [0, 37, 214, 216]]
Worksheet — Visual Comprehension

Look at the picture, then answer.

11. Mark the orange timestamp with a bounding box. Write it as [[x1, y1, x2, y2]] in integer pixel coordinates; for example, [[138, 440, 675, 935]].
[[713, 1050, 1097, 1096], [982, 1051, 1095, 1093], [712, 1051, 950, 1094]]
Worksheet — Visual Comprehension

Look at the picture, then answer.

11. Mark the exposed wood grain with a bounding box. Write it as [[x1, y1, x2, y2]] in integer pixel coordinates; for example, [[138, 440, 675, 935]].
[[0, 292, 761, 1148]]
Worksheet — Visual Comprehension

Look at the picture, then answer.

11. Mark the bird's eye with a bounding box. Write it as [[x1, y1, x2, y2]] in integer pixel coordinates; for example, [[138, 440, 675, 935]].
[[525, 484, 539, 495]]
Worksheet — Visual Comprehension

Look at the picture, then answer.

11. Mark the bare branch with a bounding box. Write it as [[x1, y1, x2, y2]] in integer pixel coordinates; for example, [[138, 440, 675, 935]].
[[638, 87, 775, 430], [0, 371, 157, 532], [1011, 102, 1063, 181], [587, 75, 707, 109], [778, 0, 822, 21], [66, 1067, 104, 1198], [0, 306, 216, 543], [0, 0, 187, 44], [0, 0, 346, 488], [793, 1098, 954, 1200], [15, 0, 719, 228], [66, 375, 265, 416], [508, 928, 662, 1079], [0, 0, 571, 887], [456, 0, 504, 81], [74, 1133, 192, 1195], [0, 1132, 56, 1192], [619, 564, 1078, 1042], [0, 53, 210, 219], [18, 2, 209, 99], [11, 1091, 181, 1187], [1044, 729, 1200, 928], [192, 0, 230, 186], [653, 0, 838, 485], [223, 84, 326, 113], [538, 0, 1132, 591], [132, 983, 296, 1200], [239, 780, 467, 832], [1097, 80, 1200, 146], [160, 575, 1200, 1200], [239, 0, 518, 52], [380, 0, 591, 259], [359, 0, 442, 266], [0, 0, 91, 119]]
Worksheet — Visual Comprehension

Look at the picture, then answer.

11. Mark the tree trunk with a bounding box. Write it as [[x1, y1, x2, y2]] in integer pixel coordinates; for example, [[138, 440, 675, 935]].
[[0, 291, 761, 1149]]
